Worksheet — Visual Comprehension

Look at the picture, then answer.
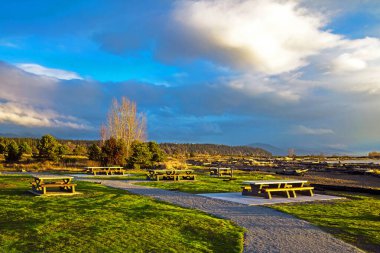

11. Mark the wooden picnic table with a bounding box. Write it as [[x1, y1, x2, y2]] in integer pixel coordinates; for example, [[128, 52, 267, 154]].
[[209, 167, 233, 177], [85, 167, 125, 175], [242, 180, 314, 199], [147, 169, 196, 181], [31, 175, 76, 195]]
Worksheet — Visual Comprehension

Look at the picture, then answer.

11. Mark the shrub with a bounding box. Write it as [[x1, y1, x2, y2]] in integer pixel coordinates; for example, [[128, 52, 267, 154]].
[[88, 144, 102, 161], [19, 142, 32, 155], [37, 135, 59, 161], [127, 141, 167, 169], [127, 142, 152, 169], [0, 142, 6, 154], [5, 141, 22, 163], [73, 145, 87, 156], [101, 138, 127, 166]]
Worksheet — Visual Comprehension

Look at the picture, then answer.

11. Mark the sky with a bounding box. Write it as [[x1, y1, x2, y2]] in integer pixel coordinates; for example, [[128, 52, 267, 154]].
[[1, 0, 380, 154]]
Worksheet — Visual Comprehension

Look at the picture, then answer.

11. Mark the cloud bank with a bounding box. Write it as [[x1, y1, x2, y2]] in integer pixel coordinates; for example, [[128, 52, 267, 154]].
[[174, 0, 340, 75]]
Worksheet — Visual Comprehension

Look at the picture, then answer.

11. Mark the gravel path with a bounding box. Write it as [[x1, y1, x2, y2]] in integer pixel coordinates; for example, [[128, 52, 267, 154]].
[[80, 179, 362, 253]]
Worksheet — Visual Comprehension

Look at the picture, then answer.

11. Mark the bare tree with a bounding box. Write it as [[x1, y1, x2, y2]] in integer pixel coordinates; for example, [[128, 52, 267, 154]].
[[103, 97, 146, 157], [100, 124, 107, 145]]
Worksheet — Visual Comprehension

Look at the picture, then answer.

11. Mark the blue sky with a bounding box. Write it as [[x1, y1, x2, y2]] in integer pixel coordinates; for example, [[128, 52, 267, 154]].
[[1, 0, 380, 154]]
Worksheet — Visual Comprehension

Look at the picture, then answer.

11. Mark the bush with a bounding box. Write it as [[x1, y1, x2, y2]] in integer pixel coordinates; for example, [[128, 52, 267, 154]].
[[0, 142, 6, 155], [101, 138, 127, 166], [5, 141, 22, 163], [19, 142, 32, 155], [88, 144, 102, 161], [127, 142, 152, 169], [37, 135, 59, 161], [127, 141, 166, 169], [57, 144, 70, 157], [148, 141, 166, 163], [73, 145, 87, 156]]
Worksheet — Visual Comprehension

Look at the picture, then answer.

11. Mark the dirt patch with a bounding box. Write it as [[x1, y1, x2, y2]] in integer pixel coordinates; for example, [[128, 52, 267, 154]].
[[287, 171, 380, 189]]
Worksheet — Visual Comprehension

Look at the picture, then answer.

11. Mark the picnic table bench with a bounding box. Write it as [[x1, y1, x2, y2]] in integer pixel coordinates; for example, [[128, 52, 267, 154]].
[[30, 175, 77, 195], [210, 167, 233, 177], [147, 169, 196, 181], [242, 180, 314, 199], [85, 167, 126, 175]]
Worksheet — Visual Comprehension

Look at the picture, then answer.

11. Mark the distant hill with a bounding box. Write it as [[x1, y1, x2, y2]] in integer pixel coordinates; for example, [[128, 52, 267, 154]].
[[248, 143, 351, 156], [248, 143, 286, 156], [291, 146, 351, 156], [160, 143, 272, 157]]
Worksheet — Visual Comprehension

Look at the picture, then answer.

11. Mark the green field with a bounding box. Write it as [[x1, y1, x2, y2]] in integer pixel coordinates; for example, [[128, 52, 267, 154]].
[[272, 193, 380, 253], [0, 175, 244, 253]]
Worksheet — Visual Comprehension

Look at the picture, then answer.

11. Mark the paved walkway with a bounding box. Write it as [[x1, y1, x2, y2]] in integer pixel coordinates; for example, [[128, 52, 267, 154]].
[[80, 179, 362, 253]]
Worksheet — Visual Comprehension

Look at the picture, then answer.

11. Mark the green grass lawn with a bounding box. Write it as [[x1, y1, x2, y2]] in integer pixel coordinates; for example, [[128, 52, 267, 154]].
[[0, 174, 244, 253], [272, 193, 380, 253], [137, 170, 279, 194]]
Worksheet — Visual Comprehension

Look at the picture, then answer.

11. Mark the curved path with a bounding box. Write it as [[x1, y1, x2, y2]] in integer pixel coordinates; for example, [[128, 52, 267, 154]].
[[80, 179, 362, 253]]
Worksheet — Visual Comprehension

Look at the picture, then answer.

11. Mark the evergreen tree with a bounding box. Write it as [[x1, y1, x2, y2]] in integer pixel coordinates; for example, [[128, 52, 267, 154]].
[[73, 145, 87, 156], [37, 134, 59, 161], [0, 142, 6, 155], [148, 141, 166, 163], [128, 142, 152, 169], [57, 144, 70, 157], [5, 141, 22, 162], [88, 144, 102, 161], [19, 142, 32, 154]]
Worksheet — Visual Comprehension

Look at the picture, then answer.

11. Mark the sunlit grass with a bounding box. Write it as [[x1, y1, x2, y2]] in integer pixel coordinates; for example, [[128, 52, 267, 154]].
[[0, 175, 244, 253], [272, 193, 380, 253], [136, 170, 380, 252]]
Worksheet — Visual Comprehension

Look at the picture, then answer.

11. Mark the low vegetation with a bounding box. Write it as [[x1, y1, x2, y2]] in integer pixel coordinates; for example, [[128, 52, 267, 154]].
[[272, 193, 380, 253], [0, 174, 244, 253]]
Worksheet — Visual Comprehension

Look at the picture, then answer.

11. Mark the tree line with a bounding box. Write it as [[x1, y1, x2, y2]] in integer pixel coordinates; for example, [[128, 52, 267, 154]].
[[0, 137, 271, 162], [160, 143, 271, 157]]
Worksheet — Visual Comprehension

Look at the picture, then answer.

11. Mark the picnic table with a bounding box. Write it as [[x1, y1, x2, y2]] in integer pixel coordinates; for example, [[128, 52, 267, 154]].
[[242, 180, 314, 199], [209, 167, 233, 177], [85, 167, 126, 175], [31, 175, 76, 195], [147, 169, 196, 181]]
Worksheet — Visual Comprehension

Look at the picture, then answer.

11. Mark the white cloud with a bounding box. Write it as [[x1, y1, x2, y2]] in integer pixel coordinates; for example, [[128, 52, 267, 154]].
[[16, 63, 83, 80], [172, 0, 380, 99], [331, 37, 380, 73], [295, 125, 334, 135], [0, 102, 90, 129], [174, 0, 340, 75], [319, 37, 380, 94], [227, 74, 302, 102]]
